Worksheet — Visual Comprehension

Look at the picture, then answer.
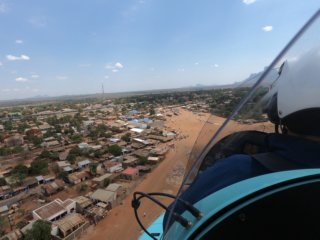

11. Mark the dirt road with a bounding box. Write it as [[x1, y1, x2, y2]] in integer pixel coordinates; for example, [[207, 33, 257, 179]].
[[80, 109, 209, 240]]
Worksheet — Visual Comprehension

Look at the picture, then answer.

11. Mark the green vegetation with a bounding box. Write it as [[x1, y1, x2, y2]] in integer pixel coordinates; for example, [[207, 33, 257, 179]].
[[121, 133, 131, 143], [108, 144, 122, 156], [29, 158, 48, 175], [0, 216, 8, 237], [88, 124, 110, 140], [89, 163, 98, 176], [25, 220, 52, 240], [103, 178, 110, 187], [79, 183, 88, 192], [10, 164, 28, 185], [138, 156, 148, 165]]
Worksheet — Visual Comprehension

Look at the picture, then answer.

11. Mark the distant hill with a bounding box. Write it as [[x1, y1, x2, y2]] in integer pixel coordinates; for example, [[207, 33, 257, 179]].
[[0, 67, 279, 108], [233, 67, 279, 88]]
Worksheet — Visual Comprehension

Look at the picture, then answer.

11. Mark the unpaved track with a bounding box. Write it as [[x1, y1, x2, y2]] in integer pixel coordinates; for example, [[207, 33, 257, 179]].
[[80, 110, 209, 240]]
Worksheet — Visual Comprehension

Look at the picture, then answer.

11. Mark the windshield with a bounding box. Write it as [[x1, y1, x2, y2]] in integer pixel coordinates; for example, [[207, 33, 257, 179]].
[[165, 8, 320, 236], [1, 2, 320, 240]]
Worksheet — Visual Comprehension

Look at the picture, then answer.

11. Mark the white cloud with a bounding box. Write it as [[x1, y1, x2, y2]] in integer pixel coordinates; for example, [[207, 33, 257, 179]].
[[194, 62, 199, 65], [105, 62, 124, 71], [0, 62, 2, 67], [16, 77, 28, 82], [31, 74, 39, 78], [213, 64, 219, 68], [15, 39, 23, 44], [2, 88, 11, 92], [243, 0, 256, 5], [177, 68, 185, 72], [115, 62, 124, 69], [6, 54, 30, 61], [262, 25, 273, 32], [104, 75, 109, 79], [56, 76, 68, 80]]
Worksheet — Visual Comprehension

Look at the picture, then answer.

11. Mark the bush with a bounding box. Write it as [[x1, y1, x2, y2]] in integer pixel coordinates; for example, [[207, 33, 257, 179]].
[[108, 144, 122, 156], [30, 158, 48, 175], [25, 220, 52, 240]]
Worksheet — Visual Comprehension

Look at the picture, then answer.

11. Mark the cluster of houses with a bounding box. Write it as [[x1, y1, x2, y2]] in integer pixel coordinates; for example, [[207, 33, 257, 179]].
[[0, 103, 180, 239]]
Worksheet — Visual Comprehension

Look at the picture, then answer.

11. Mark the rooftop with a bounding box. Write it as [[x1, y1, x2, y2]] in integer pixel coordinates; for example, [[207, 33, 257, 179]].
[[93, 173, 113, 182], [55, 213, 86, 236], [90, 189, 116, 203], [105, 183, 122, 192], [33, 199, 66, 220], [122, 167, 138, 175]]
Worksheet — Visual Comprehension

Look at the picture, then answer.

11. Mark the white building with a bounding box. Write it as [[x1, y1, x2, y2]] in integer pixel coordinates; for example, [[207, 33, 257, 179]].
[[32, 199, 76, 222]]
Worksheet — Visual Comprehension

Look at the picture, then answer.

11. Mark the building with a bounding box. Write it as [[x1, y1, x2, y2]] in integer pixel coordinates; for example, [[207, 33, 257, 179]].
[[103, 161, 123, 173], [92, 173, 113, 187], [68, 171, 90, 185], [147, 156, 160, 164], [130, 128, 144, 134], [4, 134, 24, 147], [41, 179, 65, 196], [105, 183, 124, 197], [132, 149, 149, 158], [32, 199, 76, 222], [77, 159, 91, 169], [123, 155, 139, 168], [73, 196, 93, 213], [0, 229, 23, 240], [52, 213, 88, 239], [57, 161, 71, 170], [0, 205, 9, 216], [42, 140, 60, 148], [150, 146, 168, 156], [121, 167, 139, 181], [90, 189, 116, 208], [78, 142, 89, 150], [148, 135, 173, 143]]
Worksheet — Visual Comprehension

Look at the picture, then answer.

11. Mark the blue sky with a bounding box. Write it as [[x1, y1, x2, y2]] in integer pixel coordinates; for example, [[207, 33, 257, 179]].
[[0, 0, 319, 100]]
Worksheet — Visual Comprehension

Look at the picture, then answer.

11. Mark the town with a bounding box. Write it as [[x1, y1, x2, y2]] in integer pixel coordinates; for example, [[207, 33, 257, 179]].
[[0, 88, 267, 240]]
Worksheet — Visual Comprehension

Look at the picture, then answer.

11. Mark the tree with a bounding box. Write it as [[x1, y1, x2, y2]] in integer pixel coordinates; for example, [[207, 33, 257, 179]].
[[69, 146, 81, 156], [149, 107, 155, 115], [103, 178, 110, 187], [70, 134, 83, 143], [39, 150, 51, 159], [67, 154, 76, 164], [138, 156, 148, 165], [17, 122, 30, 133], [89, 163, 98, 176], [58, 171, 68, 181], [30, 158, 48, 175], [78, 183, 88, 192], [26, 135, 43, 147], [108, 144, 122, 156], [10, 164, 28, 185], [3, 121, 12, 131], [10, 164, 28, 176], [0, 216, 7, 237], [121, 133, 131, 143], [0, 178, 6, 186], [25, 220, 52, 240]]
